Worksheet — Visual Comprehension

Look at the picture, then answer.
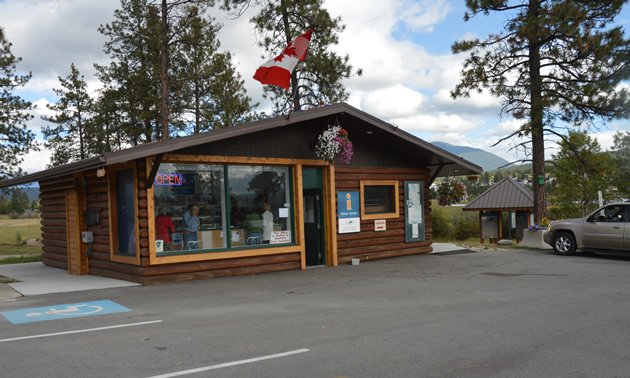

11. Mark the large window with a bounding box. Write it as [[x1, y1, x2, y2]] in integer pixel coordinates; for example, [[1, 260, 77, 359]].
[[116, 169, 137, 255], [360, 180, 400, 220], [153, 163, 293, 256], [109, 164, 140, 264], [228, 165, 293, 246]]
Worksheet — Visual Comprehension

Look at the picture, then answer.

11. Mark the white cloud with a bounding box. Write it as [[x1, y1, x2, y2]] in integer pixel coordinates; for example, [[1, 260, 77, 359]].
[[391, 112, 481, 133], [0, 0, 117, 83], [359, 86, 427, 118], [484, 119, 524, 138], [20, 146, 53, 175], [397, 0, 453, 33]]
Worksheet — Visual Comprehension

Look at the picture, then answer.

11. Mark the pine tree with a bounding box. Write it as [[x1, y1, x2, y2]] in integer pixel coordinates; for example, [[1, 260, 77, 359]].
[[42, 63, 95, 168], [156, 0, 218, 139], [97, 0, 254, 140], [451, 1, 630, 223], [96, 0, 162, 145], [0, 27, 36, 179], [611, 131, 630, 199], [175, 5, 258, 132], [222, 0, 361, 114], [550, 130, 614, 218], [10, 188, 30, 214], [92, 87, 127, 154]]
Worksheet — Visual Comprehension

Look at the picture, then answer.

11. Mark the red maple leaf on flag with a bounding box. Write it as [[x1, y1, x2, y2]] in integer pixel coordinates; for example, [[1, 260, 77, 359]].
[[274, 42, 297, 62]]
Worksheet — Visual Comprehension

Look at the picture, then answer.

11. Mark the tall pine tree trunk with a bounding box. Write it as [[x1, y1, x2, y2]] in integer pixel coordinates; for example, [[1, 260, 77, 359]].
[[529, 0, 546, 224], [160, 0, 169, 141]]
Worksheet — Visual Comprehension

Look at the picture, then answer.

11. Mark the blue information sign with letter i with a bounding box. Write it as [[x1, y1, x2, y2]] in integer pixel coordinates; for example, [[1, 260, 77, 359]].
[[337, 191, 360, 233]]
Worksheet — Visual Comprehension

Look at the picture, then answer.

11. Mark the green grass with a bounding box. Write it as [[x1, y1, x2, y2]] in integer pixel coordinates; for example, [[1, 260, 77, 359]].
[[0, 215, 41, 243], [0, 275, 19, 283], [0, 215, 43, 265], [430, 200, 466, 220]]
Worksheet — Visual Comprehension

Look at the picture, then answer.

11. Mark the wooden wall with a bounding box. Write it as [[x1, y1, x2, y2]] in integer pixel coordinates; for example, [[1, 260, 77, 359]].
[[38, 160, 435, 285], [141, 253, 301, 284], [40, 175, 75, 270], [37, 159, 301, 285], [85, 161, 146, 284], [334, 167, 434, 264]]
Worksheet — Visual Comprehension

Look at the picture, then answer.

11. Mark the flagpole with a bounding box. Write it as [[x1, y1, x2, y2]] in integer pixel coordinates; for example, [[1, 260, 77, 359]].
[[286, 73, 300, 120], [289, 12, 319, 114]]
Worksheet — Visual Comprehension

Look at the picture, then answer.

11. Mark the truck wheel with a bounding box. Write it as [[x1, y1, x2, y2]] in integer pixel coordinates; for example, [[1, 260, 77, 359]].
[[552, 232, 576, 256]]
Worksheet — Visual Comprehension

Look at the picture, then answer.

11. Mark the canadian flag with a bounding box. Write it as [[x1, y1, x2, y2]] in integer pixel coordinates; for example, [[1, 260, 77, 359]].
[[253, 28, 314, 90]]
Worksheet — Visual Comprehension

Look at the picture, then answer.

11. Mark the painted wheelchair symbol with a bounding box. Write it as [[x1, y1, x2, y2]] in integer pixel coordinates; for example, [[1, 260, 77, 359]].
[[25, 304, 104, 317]]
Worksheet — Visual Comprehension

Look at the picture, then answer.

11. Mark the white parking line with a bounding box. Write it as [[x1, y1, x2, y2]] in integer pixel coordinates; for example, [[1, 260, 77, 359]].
[[0, 320, 163, 343], [147, 348, 311, 378]]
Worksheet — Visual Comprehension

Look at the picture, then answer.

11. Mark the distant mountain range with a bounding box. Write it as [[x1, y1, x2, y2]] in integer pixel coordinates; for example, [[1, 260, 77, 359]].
[[431, 141, 510, 172]]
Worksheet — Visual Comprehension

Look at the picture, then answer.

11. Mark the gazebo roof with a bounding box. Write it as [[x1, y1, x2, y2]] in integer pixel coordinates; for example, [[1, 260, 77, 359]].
[[463, 176, 542, 211]]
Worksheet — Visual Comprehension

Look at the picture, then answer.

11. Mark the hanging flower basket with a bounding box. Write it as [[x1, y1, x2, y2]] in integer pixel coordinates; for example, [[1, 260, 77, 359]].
[[436, 179, 468, 206], [315, 125, 353, 165]]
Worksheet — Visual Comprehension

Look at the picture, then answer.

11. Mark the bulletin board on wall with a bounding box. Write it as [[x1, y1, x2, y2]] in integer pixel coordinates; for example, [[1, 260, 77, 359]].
[[404, 181, 425, 243], [481, 212, 499, 239]]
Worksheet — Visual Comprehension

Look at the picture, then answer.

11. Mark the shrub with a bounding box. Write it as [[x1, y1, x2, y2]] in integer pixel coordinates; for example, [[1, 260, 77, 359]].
[[430, 207, 453, 240], [23, 210, 40, 219], [453, 212, 479, 240]]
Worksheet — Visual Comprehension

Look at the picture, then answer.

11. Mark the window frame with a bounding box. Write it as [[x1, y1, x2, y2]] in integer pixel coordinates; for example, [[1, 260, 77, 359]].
[[147, 155, 312, 266], [360, 180, 400, 220]]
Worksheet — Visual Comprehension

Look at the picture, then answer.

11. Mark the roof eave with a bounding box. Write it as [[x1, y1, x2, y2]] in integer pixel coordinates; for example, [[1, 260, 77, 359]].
[[0, 103, 482, 188], [0, 156, 107, 188]]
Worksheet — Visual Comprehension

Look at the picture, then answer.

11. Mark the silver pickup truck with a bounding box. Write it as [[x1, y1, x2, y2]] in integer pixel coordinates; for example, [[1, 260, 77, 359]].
[[543, 202, 629, 255]]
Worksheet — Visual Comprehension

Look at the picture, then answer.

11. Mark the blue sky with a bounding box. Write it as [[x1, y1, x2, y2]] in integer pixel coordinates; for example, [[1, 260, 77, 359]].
[[1, 0, 629, 174]]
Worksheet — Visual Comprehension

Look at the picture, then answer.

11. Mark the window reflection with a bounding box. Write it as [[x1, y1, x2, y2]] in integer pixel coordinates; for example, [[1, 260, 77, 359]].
[[228, 165, 292, 246], [154, 164, 225, 253], [153, 163, 293, 255], [117, 169, 136, 256]]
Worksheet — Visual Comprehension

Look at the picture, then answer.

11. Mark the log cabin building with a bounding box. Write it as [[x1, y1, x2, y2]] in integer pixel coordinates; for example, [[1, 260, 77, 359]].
[[0, 103, 481, 284]]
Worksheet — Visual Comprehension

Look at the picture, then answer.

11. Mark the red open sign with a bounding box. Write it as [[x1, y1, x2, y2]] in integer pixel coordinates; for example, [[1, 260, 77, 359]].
[[155, 173, 182, 185]]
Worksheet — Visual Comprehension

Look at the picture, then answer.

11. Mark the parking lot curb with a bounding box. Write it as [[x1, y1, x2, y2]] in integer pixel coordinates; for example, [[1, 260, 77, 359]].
[[0, 283, 22, 300]]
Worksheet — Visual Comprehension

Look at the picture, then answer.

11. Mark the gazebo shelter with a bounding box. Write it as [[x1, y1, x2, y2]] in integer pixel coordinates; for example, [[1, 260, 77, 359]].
[[463, 176, 541, 244]]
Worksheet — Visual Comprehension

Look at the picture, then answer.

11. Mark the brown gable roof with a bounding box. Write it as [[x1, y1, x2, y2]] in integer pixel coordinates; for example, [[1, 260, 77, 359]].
[[463, 176, 539, 211], [0, 103, 482, 188]]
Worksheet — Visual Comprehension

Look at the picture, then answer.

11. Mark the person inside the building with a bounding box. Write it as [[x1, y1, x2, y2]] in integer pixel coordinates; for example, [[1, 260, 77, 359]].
[[155, 207, 175, 251], [262, 203, 273, 244], [182, 205, 200, 250], [244, 206, 263, 245]]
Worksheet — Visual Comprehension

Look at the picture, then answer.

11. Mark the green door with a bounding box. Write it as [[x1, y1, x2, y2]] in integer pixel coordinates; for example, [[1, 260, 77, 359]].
[[303, 168, 325, 266]]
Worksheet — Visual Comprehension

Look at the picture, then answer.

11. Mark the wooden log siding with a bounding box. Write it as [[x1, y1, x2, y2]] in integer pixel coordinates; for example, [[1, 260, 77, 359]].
[[37, 160, 435, 284], [334, 167, 433, 264], [39, 174, 75, 269], [83, 168, 118, 274]]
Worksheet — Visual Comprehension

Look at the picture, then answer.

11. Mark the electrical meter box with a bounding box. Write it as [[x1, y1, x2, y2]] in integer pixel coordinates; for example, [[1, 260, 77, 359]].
[[82, 231, 94, 243]]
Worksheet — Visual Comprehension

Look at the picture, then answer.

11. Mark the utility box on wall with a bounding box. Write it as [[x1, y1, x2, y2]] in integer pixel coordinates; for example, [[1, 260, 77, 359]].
[[83, 209, 100, 226]]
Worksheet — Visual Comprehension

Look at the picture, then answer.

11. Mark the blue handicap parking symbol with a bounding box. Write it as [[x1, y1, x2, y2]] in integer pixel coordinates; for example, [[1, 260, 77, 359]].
[[1, 300, 131, 324]]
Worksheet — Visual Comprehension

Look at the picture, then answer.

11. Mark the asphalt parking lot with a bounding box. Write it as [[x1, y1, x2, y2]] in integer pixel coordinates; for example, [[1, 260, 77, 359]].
[[2, 248, 630, 377]]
